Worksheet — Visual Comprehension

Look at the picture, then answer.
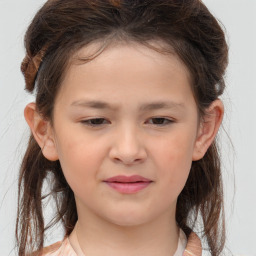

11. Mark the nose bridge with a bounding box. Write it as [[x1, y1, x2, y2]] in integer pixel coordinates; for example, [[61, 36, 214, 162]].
[[109, 121, 147, 164], [119, 123, 140, 150]]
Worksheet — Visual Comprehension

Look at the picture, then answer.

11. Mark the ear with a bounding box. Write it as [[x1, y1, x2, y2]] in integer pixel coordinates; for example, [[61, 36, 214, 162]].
[[192, 99, 224, 161], [24, 102, 59, 161]]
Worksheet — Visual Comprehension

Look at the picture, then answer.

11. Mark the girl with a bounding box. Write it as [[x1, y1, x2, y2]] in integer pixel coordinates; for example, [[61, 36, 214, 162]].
[[16, 0, 228, 255]]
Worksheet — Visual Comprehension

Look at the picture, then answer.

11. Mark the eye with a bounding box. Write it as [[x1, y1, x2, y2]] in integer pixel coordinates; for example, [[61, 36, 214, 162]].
[[146, 117, 174, 126], [80, 118, 110, 127]]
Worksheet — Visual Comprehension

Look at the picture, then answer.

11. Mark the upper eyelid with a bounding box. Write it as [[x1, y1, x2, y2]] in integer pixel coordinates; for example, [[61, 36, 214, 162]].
[[146, 117, 175, 125], [80, 117, 175, 126], [147, 117, 175, 121], [80, 117, 174, 121], [80, 118, 110, 126]]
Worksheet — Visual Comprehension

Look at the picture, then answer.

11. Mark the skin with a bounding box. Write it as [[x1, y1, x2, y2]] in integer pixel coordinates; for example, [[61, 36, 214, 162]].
[[25, 42, 223, 256]]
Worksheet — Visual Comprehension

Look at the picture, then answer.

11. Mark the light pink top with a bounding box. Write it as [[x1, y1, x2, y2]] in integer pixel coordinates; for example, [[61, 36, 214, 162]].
[[40, 230, 202, 256]]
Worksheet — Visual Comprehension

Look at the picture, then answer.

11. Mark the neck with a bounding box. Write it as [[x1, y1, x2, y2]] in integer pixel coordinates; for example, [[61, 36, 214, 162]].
[[69, 207, 179, 256]]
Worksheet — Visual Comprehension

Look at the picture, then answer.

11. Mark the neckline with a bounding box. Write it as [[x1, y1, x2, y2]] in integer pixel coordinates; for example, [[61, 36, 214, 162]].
[[42, 229, 201, 255], [67, 228, 187, 256]]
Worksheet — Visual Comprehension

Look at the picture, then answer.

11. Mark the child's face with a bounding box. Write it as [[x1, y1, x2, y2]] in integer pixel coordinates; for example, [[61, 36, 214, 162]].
[[50, 42, 203, 226]]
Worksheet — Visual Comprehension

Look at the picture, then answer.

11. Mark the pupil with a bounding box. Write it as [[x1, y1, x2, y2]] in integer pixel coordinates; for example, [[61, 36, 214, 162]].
[[92, 118, 104, 124], [153, 118, 164, 124]]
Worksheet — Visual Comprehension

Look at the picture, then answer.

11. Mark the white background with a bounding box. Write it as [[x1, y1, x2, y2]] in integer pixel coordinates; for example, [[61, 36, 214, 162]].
[[0, 1, 255, 255]]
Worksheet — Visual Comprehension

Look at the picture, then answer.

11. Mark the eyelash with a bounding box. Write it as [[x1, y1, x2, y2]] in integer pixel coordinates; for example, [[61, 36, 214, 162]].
[[81, 118, 109, 126], [147, 117, 174, 126], [80, 117, 174, 127]]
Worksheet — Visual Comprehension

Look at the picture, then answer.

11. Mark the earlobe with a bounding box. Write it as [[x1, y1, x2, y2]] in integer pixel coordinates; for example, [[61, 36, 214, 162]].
[[192, 100, 224, 161], [24, 103, 59, 161]]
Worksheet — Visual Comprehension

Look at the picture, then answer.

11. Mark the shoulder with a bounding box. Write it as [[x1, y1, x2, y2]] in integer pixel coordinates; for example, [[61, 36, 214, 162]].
[[31, 237, 72, 256], [39, 241, 62, 256], [184, 232, 202, 256]]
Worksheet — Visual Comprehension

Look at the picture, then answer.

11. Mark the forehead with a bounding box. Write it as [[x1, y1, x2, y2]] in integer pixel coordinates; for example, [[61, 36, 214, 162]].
[[71, 39, 190, 76], [68, 40, 189, 78], [56, 41, 194, 108]]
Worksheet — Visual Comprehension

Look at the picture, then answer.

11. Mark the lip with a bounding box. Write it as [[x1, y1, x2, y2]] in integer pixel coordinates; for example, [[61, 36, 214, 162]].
[[104, 175, 152, 194]]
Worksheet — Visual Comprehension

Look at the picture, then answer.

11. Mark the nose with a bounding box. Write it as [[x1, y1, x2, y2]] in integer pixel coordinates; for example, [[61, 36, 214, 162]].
[[109, 125, 147, 165]]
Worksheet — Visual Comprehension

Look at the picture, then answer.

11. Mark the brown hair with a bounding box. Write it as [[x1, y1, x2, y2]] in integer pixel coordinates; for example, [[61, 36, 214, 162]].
[[17, 0, 228, 255]]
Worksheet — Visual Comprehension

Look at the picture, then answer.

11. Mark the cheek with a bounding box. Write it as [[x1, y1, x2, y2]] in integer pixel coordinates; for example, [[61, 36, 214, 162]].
[[159, 149, 192, 191], [152, 130, 196, 192], [54, 133, 104, 194]]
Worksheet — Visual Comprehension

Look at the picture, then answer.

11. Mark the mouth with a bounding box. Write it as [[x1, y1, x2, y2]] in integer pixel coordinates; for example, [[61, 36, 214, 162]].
[[103, 175, 153, 194]]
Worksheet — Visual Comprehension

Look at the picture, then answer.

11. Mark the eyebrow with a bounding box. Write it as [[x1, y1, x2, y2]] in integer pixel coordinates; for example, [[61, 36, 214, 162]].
[[70, 100, 185, 111]]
